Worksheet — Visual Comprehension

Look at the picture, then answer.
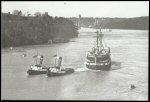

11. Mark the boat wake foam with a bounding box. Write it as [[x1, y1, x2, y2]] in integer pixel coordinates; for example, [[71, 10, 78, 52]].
[[110, 61, 122, 70], [110, 65, 121, 70], [75, 67, 90, 72]]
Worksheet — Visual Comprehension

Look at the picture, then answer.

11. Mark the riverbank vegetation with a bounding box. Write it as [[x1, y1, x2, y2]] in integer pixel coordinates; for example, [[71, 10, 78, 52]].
[[2, 11, 78, 48]]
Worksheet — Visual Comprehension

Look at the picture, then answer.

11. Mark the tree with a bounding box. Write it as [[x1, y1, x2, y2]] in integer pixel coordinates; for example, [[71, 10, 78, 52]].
[[34, 12, 42, 17], [27, 11, 31, 16], [12, 10, 20, 15]]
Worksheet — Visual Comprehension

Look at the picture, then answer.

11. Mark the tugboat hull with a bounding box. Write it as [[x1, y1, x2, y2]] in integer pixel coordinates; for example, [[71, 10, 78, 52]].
[[27, 69, 47, 75], [46, 68, 74, 77]]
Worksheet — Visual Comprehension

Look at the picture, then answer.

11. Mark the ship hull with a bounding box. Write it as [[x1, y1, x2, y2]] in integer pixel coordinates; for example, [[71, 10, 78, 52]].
[[27, 69, 47, 75], [85, 61, 111, 70], [46, 68, 74, 77]]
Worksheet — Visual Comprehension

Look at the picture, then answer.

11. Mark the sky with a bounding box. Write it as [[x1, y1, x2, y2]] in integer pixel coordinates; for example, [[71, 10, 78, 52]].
[[2, 1, 149, 18]]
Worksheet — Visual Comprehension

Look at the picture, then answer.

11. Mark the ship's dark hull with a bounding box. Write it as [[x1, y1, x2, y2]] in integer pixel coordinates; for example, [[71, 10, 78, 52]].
[[46, 68, 74, 77], [27, 69, 47, 75], [85, 57, 111, 70], [86, 62, 111, 70], [85, 53, 111, 70]]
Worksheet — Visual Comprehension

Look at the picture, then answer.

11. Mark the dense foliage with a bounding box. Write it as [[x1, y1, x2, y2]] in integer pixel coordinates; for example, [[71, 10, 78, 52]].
[[1, 13, 78, 48]]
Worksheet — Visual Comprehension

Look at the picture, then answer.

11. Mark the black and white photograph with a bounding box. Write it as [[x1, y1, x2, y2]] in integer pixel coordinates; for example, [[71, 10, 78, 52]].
[[1, 1, 149, 100]]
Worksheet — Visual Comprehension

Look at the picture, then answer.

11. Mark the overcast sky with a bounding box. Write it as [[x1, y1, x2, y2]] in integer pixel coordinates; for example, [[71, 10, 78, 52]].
[[2, 1, 149, 18]]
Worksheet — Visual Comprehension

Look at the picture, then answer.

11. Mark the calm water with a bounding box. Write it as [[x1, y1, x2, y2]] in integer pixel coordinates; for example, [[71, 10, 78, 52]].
[[1, 28, 148, 100]]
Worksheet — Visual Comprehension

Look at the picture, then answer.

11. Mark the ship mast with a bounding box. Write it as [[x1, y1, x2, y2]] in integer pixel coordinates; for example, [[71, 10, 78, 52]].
[[96, 28, 103, 50], [36, 52, 38, 65], [97, 30, 98, 48], [99, 28, 103, 49], [95, 18, 99, 49], [95, 18, 104, 50]]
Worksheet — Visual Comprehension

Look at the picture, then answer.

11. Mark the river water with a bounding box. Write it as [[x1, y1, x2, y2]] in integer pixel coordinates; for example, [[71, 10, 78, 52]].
[[1, 28, 148, 100]]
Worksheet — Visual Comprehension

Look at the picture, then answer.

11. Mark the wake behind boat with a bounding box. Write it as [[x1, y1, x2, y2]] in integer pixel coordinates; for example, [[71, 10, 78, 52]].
[[84, 29, 111, 70]]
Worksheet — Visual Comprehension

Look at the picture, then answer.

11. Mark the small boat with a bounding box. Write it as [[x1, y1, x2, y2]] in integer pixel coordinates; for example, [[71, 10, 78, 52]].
[[27, 54, 48, 75], [130, 84, 136, 89], [46, 67, 74, 77], [46, 56, 74, 77], [27, 65, 48, 75], [84, 29, 111, 70]]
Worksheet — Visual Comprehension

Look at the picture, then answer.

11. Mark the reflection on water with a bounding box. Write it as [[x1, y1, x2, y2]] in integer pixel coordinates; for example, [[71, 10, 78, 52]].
[[1, 28, 148, 100]]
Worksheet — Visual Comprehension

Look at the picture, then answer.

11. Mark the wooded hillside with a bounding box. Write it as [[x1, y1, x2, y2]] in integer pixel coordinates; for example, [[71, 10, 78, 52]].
[[1, 12, 78, 48], [69, 16, 149, 30]]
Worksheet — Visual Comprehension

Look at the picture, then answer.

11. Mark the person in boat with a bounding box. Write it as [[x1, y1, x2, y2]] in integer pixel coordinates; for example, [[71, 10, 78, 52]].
[[95, 48, 99, 55], [91, 47, 99, 56], [90, 47, 97, 55], [89, 48, 94, 55]]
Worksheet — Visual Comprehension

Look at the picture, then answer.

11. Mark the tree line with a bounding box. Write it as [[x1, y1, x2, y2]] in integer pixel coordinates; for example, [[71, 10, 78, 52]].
[[69, 16, 149, 30], [2, 10, 78, 48]]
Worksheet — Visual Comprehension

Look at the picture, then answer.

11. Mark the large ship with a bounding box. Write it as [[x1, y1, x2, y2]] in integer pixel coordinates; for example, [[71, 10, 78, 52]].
[[84, 29, 111, 70]]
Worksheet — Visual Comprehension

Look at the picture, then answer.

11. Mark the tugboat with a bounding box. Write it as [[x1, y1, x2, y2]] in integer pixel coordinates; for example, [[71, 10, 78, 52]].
[[46, 55, 74, 77], [27, 54, 48, 75], [84, 29, 111, 70]]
